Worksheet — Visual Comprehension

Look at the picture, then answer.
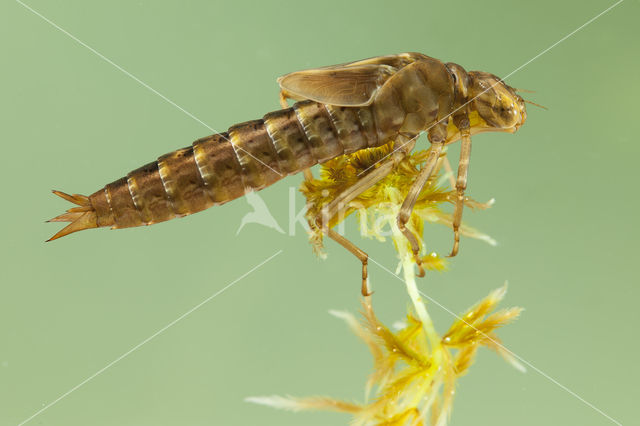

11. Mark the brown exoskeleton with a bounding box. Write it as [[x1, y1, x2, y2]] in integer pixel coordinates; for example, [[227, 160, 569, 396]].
[[49, 52, 527, 295]]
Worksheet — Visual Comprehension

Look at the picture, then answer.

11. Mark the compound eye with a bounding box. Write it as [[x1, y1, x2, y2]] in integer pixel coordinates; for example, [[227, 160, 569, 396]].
[[475, 98, 496, 123]]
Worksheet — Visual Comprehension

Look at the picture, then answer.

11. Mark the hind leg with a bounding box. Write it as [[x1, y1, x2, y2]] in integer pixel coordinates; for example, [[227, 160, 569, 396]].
[[326, 228, 371, 296], [279, 89, 303, 109], [396, 140, 445, 277], [313, 149, 408, 295]]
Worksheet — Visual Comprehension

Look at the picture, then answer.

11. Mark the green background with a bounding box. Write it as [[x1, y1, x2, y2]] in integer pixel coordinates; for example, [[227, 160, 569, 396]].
[[1, 0, 637, 425]]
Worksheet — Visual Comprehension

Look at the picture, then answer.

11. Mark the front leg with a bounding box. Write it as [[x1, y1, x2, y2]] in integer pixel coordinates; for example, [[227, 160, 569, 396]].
[[448, 117, 472, 258]]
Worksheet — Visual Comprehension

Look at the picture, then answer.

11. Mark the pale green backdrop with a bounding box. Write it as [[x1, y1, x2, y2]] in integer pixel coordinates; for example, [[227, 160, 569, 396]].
[[1, 1, 637, 425]]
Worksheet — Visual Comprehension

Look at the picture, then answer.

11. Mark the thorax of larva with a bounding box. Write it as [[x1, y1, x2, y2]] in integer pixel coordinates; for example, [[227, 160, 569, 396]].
[[370, 57, 456, 141]]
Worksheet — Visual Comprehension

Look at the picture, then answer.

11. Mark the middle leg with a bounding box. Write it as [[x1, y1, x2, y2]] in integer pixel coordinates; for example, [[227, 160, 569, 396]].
[[396, 124, 448, 276]]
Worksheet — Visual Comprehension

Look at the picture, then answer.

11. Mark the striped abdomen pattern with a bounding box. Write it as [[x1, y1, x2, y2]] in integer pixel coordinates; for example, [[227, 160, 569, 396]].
[[88, 101, 384, 230]]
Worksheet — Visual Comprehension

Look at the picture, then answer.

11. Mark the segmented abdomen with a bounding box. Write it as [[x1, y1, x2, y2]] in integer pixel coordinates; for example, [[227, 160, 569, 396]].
[[84, 101, 381, 231]]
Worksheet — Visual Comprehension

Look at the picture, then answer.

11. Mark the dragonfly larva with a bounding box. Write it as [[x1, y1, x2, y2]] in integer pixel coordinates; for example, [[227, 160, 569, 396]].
[[49, 52, 528, 295]]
